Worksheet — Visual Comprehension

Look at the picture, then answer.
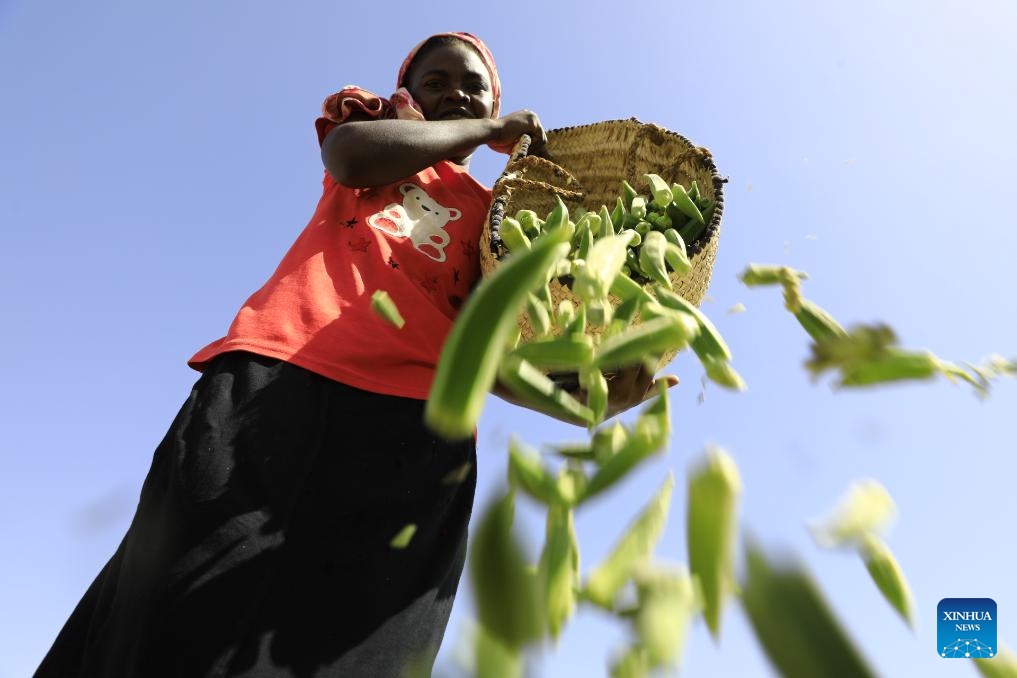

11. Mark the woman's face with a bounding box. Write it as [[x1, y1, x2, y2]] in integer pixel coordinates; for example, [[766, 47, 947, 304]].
[[405, 43, 495, 122]]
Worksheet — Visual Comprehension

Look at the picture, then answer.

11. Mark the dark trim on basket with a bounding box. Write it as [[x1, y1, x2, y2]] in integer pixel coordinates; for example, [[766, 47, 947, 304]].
[[537, 118, 727, 258], [487, 120, 726, 260], [488, 195, 507, 255]]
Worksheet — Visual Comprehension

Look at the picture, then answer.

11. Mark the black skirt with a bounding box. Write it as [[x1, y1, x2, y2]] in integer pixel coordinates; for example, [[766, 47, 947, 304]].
[[36, 351, 478, 678]]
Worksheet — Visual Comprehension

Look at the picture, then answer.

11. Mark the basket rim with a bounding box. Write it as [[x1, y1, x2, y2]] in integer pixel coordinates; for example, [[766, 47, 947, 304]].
[[487, 117, 727, 262]]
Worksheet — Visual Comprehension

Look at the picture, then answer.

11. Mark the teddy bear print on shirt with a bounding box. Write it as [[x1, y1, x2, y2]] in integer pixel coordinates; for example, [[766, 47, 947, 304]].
[[366, 183, 461, 262]]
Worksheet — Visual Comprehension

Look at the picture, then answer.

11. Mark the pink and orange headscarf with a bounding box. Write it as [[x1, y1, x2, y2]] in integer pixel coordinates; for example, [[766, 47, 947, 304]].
[[316, 32, 503, 147]]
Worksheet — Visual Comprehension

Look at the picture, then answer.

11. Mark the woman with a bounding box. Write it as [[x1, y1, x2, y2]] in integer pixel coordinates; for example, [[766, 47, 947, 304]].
[[36, 32, 668, 677]]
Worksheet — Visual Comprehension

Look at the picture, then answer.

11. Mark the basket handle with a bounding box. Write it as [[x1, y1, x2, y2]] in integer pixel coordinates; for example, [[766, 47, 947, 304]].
[[487, 134, 532, 256], [509, 133, 532, 162]]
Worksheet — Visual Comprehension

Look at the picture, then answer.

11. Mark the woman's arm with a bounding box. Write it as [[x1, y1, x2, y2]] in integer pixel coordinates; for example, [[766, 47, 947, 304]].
[[321, 110, 546, 188]]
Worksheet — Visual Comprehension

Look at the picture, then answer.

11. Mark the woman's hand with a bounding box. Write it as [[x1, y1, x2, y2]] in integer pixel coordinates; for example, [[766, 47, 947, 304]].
[[489, 109, 548, 155], [591, 365, 679, 420], [493, 364, 679, 427]]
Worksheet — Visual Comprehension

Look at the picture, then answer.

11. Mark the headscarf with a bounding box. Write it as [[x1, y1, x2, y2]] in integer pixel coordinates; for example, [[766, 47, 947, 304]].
[[316, 33, 503, 148], [392, 32, 501, 120]]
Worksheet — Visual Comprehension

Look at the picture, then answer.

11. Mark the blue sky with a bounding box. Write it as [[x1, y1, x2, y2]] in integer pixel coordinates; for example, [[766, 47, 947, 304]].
[[2, 1, 1016, 676]]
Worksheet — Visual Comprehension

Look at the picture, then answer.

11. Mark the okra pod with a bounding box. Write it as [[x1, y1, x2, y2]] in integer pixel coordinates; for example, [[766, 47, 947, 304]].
[[644, 173, 674, 208], [670, 182, 705, 225], [593, 314, 700, 370], [509, 334, 594, 371], [664, 242, 692, 276], [599, 205, 616, 237], [630, 196, 648, 221], [621, 180, 638, 210], [527, 292, 552, 336], [639, 231, 672, 288], [838, 348, 940, 387], [540, 504, 577, 639], [497, 355, 595, 426], [572, 231, 638, 303], [508, 438, 562, 506], [860, 535, 915, 628], [370, 289, 405, 329], [500, 216, 531, 252], [742, 543, 878, 678], [687, 448, 742, 638], [794, 299, 847, 343], [653, 286, 732, 361], [425, 233, 571, 439], [581, 366, 609, 424], [516, 209, 543, 238], [583, 474, 675, 608], [738, 264, 808, 287]]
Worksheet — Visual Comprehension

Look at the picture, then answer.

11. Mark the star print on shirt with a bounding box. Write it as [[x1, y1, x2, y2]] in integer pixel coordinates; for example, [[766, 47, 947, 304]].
[[348, 237, 371, 252], [419, 275, 440, 294], [344, 218, 358, 228], [388, 257, 399, 270], [453, 268, 461, 285]]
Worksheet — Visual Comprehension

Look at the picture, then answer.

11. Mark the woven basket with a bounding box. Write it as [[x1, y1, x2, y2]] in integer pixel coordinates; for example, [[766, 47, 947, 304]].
[[480, 118, 726, 348]]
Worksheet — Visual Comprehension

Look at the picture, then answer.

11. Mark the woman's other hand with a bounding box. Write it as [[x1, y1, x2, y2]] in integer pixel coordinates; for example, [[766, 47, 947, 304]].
[[489, 109, 548, 155], [599, 365, 679, 420]]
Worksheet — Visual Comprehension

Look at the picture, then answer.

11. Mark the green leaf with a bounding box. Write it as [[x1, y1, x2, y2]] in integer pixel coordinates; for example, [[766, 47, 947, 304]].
[[687, 447, 742, 639], [583, 473, 675, 609], [470, 492, 544, 649], [861, 535, 915, 629], [741, 542, 877, 678]]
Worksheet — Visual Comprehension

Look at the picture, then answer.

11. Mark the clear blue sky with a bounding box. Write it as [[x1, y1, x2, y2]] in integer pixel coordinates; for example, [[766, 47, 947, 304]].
[[2, 1, 1016, 676]]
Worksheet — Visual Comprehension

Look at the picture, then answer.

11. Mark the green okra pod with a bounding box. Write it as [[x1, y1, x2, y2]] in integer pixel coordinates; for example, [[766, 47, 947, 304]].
[[621, 180, 639, 210], [573, 231, 638, 303], [687, 448, 742, 638], [794, 299, 847, 343], [515, 209, 543, 238], [599, 204, 616, 237], [670, 182, 705, 225], [593, 314, 700, 370], [540, 504, 577, 639], [581, 366, 609, 425], [527, 292, 552, 336], [500, 216, 531, 252], [860, 535, 915, 629], [639, 231, 672, 288], [425, 232, 571, 439], [498, 355, 595, 426], [509, 334, 594, 371], [370, 289, 406, 329], [644, 173, 674, 208], [583, 474, 675, 608]]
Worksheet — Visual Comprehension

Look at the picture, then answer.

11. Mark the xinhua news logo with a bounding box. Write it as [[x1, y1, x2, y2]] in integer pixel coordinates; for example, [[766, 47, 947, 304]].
[[938, 598, 997, 659]]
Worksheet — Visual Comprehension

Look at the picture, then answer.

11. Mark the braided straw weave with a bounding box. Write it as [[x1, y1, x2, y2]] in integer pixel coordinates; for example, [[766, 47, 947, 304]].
[[480, 118, 726, 346]]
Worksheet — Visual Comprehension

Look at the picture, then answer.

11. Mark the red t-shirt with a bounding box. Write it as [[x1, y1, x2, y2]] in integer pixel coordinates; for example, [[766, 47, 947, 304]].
[[188, 154, 492, 400]]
